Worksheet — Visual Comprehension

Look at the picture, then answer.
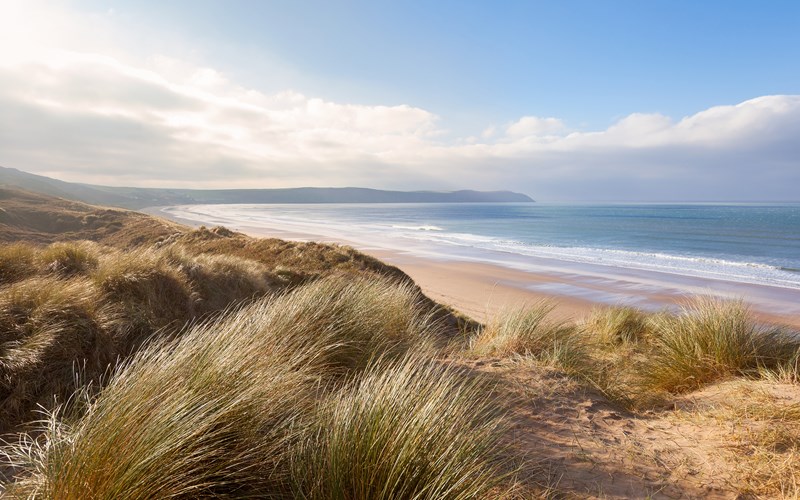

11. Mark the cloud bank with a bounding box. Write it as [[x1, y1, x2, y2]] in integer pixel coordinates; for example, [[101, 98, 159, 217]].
[[0, 6, 798, 200]]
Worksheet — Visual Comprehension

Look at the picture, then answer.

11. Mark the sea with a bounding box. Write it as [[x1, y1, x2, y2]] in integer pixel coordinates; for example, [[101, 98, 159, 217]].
[[163, 202, 800, 314]]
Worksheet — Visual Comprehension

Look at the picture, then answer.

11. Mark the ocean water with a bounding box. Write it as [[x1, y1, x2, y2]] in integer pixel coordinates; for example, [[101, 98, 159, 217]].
[[166, 203, 800, 291]]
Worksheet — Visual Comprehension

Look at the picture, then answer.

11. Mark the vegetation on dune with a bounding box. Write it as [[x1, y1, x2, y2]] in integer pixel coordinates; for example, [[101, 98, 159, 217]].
[[0, 224, 455, 434], [469, 301, 585, 372], [3, 279, 505, 499], [0, 243, 37, 284], [267, 276, 445, 375], [292, 355, 510, 499], [581, 305, 653, 345], [0, 277, 114, 429], [0, 187, 182, 247], [164, 225, 410, 287], [37, 242, 100, 278], [3, 298, 326, 498], [642, 298, 800, 393], [470, 300, 800, 414]]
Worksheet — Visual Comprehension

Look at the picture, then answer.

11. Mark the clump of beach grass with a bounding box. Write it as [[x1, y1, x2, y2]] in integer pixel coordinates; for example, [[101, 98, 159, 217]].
[[37, 242, 99, 278], [265, 275, 444, 374], [582, 305, 653, 345], [0, 243, 37, 284], [642, 298, 800, 393], [291, 354, 512, 499], [2, 297, 330, 498], [93, 248, 195, 350], [0, 277, 114, 431], [2, 277, 500, 498], [159, 245, 278, 315], [469, 302, 585, 372]]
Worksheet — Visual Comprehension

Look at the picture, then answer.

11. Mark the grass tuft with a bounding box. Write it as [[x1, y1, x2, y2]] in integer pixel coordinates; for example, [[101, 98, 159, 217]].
[[264, 275, 444, 374], [159, 245, 278, 315], [643, 298, 800, 393], [93, 249, 194, 351], [582, 305, 652, 345], [0, 277, 114, 432], [469, 302, 584, 371], [291, 354, 511, 499], [2, 297, 328, 499], [0, 243, 37, 285], [2, 277, 497, 498], [37, 242, 99, 278]]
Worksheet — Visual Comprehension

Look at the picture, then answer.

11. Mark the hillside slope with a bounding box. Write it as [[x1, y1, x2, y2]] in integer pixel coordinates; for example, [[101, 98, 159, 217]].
[[0, 187, 182, 246]]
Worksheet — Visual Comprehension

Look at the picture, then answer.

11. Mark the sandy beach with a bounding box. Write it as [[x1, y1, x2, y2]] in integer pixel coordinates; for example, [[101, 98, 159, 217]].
[[150, 206, 800, 329]]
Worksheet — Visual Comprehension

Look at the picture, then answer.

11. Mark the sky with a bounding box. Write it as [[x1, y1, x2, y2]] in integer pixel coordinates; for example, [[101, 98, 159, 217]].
[[0, 0, 798, 201]]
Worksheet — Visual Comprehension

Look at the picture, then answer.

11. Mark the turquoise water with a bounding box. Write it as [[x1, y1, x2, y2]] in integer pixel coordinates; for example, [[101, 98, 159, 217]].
[[166, 203, 800, 290]]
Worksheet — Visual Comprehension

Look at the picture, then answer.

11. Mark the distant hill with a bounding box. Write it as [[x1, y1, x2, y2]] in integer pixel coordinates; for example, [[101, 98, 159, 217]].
[[0, 186, 184, 246], [0, 166, 534, 209]]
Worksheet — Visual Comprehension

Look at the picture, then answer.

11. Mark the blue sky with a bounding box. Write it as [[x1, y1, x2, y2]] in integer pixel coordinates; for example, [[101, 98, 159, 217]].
[[1, 0, 799, 200], [85, 0, 800, 130]]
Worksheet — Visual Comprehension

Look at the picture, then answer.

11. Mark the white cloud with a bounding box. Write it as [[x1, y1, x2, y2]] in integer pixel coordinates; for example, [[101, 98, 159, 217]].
[[0, 2, 798, 200], [505, 116, 567, 137]]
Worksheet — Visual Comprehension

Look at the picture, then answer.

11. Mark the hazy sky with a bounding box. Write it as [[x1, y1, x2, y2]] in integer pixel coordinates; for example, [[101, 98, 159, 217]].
[[1, 0, 799, 201]]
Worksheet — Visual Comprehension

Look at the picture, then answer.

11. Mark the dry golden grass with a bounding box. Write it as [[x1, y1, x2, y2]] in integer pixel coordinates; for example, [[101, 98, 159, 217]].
[[166, 225, 410, 285], [292, 355, 511, 499], [3, 279, 510, 499], [36, 242, 99, 278], [581, 305, 653, 345], [2, 298, 326, 498], [666, 384, 800, 499], [0, 229, 463, 436], [158, 245, 280, 315], [0, 187, 184, 248], [92, 248, 195, 352], [469, 302, 585, 372], [0, 243, 37, 285], [569, 298, 800, 410], [642, 298, 800, 394], [0, 277, 114, 432], [259, 275, 445, 375]]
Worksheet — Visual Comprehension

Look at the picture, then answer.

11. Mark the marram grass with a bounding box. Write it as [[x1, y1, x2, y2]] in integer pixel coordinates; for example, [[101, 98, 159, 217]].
[[642, 298, 800, 393], [2, 278, 509, 499], [292, 354, 512, 500], [0, 276, 115, 431], [581, 305, 653, 345], [0, 242, 37, 285], [3, 296, 330, 498], [469, 301, 585, 372], [37, 242, 99, 278]]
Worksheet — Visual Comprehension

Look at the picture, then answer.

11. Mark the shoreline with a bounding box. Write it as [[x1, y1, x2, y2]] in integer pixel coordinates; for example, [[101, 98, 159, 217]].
[[147, 206, 800, 329]]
